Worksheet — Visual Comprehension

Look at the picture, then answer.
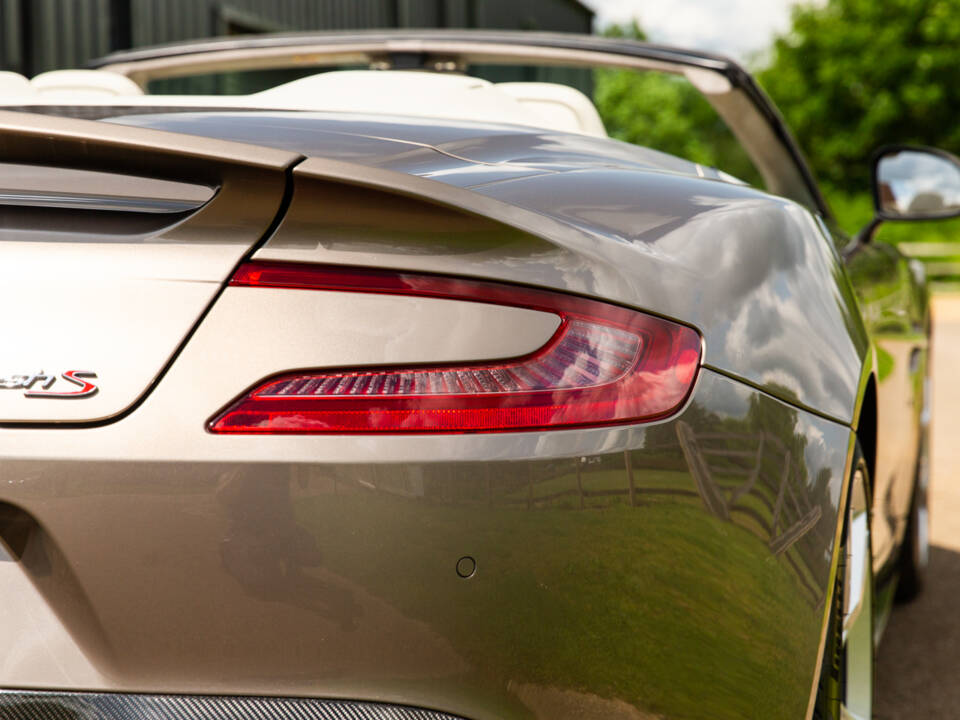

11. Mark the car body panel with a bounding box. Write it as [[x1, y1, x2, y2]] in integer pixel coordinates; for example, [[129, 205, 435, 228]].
[[0, 368, 849, 720], [108, 111, 869, 425], [0, 110, 299, 423], [106, 110, 715, 179], [0, 30, 932, 720]]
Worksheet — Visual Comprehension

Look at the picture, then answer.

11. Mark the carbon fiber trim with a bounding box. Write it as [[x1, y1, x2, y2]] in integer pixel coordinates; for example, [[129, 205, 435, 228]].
[[0, 692, 467, 720]]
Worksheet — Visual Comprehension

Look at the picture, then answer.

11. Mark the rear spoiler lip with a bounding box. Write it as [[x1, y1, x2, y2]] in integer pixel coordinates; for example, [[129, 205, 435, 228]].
[[288, 155, 599, 253]]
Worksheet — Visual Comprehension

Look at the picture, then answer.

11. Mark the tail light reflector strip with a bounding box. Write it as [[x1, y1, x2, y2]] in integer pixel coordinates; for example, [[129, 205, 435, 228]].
[[209, 262, 701, 434]]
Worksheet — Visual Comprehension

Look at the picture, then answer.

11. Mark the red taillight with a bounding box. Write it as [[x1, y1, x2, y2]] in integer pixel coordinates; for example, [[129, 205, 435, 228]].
[[209, 262, 701, 434]]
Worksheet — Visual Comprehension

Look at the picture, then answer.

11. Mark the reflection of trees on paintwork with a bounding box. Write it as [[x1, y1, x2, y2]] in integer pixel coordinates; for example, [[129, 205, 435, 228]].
[[285, 384, 837, 720], [673, 388, 833, 608], [592, 23, 765, 188], [328, 386, 834, 611]]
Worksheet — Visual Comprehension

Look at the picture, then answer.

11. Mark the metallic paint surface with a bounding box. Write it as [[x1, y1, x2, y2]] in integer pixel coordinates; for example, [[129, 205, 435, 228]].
[[0, 369, 849, 720], [273, 159, 865, 422], [0, 162, 214, 212], [107, 110, 713, 179], [0, 110, 300, 423], [0, 43, 930, 718], [0, 242, 221, 421], [109, 111, 868, 423]]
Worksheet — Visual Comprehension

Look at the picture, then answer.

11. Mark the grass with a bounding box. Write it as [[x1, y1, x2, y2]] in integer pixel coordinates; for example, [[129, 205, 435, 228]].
[[294, 472, 824, 720]]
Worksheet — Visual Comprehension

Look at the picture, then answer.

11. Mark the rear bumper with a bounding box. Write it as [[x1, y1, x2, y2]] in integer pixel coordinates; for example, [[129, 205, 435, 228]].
[[0, 369, 852, 720]]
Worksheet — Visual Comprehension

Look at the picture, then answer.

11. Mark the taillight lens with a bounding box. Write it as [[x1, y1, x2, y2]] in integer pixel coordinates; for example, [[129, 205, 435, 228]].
[[208, 262, 701, 434]]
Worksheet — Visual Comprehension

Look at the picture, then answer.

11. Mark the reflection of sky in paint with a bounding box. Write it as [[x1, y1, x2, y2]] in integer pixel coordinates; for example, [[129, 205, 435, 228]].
[[651, 193, 860, 419], [882, 151, 960, 214]]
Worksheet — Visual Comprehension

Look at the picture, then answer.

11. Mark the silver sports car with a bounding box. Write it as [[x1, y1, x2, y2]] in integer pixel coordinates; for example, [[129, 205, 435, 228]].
[[0, 30, 948, 720]]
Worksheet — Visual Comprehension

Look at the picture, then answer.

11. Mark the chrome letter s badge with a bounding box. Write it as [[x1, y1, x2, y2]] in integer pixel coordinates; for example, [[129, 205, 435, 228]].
[[0, 371, 99, 399]]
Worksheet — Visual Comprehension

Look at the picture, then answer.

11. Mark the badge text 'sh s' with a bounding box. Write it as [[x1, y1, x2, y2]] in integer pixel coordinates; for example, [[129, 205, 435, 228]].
[[0, 371, 99, 399]]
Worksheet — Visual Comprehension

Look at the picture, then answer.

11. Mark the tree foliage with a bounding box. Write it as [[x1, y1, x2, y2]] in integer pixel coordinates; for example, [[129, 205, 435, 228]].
[[593, 7, 960, 242], [593, 23, 763, 186], [759, 0, 960, 192]]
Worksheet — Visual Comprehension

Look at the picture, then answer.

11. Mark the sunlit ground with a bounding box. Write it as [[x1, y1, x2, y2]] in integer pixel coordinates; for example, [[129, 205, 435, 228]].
[[876, 294, 960, 719]]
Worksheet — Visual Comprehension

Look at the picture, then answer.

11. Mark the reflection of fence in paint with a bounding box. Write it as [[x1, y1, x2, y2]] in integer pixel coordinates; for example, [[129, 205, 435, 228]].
[[676, 423, 823, 551], [330, 425, 829, 606], [675, 421, 826, 607], [497, 454, 645, 510], [486, 422, 826, 607]]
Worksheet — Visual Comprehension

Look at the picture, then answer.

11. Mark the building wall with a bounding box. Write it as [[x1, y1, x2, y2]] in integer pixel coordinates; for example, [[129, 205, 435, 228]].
[[1, 0, 593, 76], [2, 0, 112, 75], [0, 1, 22, 73], [475, 0, 593, 32]]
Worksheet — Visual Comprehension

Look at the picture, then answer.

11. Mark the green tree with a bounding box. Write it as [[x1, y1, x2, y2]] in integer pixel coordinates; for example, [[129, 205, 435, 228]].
[[759, 0, 960, 193], [594, 23, 763, 186]]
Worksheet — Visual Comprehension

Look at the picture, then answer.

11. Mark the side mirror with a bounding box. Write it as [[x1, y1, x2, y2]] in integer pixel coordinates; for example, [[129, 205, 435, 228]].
[[858, 146, 960, 243]]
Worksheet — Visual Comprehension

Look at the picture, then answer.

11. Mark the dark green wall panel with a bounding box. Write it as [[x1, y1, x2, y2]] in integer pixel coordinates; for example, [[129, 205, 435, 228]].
[[1, 0, 592, 75]]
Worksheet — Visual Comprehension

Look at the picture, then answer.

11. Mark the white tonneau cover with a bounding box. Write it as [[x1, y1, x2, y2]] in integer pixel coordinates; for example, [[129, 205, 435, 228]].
[[0, 69, 608, 137]]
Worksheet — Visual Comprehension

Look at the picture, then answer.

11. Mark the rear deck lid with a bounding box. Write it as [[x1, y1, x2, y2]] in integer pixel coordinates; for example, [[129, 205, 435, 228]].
[[0, 110, 299, 423]]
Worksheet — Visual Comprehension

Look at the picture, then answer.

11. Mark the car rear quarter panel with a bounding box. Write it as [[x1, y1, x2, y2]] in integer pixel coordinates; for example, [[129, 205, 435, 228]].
[[103, 112, 870, 423], [0, 111, 299, 423], [0, 284, 853, 720], [256, 156, 870, 425], [0, 114, 871, 719]]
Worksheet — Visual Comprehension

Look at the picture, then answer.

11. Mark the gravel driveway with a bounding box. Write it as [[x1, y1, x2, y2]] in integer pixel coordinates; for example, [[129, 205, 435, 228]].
[[876, 294, 960, 719]]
